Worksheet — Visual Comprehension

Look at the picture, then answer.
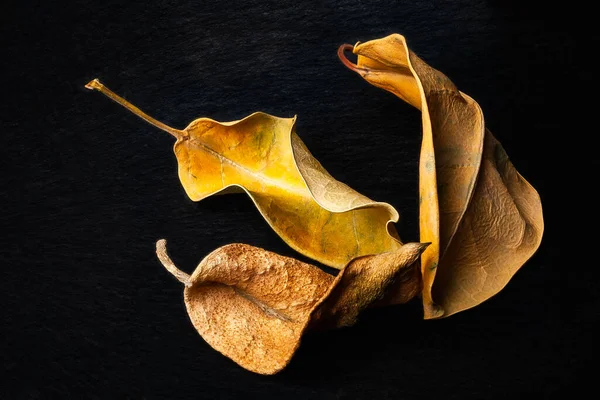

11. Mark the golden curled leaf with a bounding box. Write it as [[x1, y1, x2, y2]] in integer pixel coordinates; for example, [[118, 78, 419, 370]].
[[156, 239, 428, 374], [86, 79, 402, 269], [340, 34, 544, 318]]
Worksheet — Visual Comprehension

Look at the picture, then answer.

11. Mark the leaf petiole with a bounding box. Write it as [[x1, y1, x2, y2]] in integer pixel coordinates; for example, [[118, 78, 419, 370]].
[[85, 79, 184, 139]]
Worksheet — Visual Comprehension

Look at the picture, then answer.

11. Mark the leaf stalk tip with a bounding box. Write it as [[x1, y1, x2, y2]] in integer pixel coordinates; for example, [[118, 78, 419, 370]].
[[85, 78, 102, 91], [337, 44, 368, 74]]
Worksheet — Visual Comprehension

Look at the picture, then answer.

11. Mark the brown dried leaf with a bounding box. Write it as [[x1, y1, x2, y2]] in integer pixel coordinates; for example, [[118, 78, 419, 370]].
[[311, 242, 427, 330], [156, 239, 428, 374], [339, 34, 544, 318], [86, 79, 402, 269]]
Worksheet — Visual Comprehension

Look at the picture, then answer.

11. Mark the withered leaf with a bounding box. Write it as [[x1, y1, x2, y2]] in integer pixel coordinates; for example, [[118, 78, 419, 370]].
[[86, 79, 401, 269], [156, 239, 428, 374], [311, 242, 427, 330], [340, 34, 544, 318]]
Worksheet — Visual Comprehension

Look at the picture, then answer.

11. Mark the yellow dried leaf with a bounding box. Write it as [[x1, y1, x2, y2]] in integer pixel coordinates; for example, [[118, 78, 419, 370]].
[[156, 239, 428, 374], [340, 34, 544, 318], [86, 79, 401, 269]]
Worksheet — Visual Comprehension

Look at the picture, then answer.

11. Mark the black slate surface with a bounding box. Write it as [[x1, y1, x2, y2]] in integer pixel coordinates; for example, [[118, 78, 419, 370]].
[[2, 1, 596, 398]]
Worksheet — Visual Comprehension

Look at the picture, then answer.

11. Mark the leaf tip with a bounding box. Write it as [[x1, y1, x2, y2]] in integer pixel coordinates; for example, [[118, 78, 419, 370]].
[[424, 303, 445, 320], [403, 241, 431, 254]]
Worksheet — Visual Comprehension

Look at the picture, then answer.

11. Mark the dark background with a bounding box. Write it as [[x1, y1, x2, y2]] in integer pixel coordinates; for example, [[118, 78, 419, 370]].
[[2, 0, 596, 398]]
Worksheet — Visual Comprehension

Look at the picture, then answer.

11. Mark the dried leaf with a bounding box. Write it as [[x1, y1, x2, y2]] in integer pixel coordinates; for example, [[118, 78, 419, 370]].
[[86, 79, 401, 269], [156, 239, 428, 374], [339, 34, 544, 318], [311, 242, 428, 330]]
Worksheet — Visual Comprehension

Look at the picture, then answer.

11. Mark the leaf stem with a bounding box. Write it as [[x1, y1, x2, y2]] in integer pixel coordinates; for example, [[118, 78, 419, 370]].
[[85, 79, 184, 139], [156, 239, 192, 287], [337, 44, 368, 74]]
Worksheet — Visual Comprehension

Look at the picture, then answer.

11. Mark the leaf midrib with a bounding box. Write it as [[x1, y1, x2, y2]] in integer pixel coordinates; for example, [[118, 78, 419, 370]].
[[186, 136, 309, 198]]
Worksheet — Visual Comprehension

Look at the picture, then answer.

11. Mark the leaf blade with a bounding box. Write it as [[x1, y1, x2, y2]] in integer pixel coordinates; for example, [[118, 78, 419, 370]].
[[345, 34, 544, 318], [174, 111, 402, 268], [157, 240, 427, 374]]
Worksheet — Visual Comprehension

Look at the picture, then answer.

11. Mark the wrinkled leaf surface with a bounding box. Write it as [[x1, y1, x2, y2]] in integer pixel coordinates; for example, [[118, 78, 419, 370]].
[[341, 34, 544, 318], [156, 239, 427, 374]]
